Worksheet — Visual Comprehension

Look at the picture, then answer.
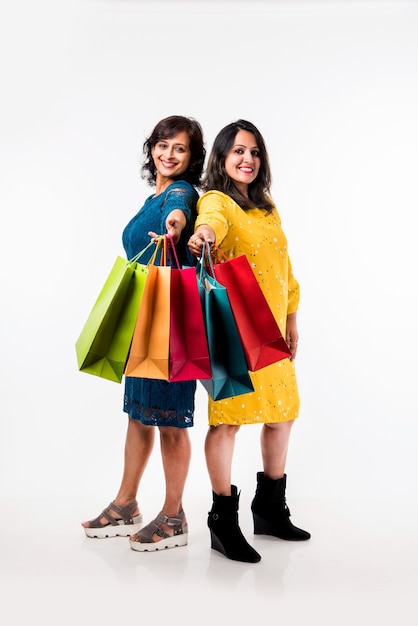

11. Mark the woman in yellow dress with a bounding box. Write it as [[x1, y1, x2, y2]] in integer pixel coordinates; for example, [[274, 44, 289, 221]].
[[189, 120, 310, 563]]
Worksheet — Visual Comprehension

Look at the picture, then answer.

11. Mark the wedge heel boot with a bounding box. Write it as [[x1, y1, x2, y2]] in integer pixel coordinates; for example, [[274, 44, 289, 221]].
[[208, 485, 261, 563], [251, 472, 311, 541]]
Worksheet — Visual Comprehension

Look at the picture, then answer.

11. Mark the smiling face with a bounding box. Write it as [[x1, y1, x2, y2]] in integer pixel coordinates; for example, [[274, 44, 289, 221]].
[[224, 129, 261, 197], [151, 130, 191, 181]]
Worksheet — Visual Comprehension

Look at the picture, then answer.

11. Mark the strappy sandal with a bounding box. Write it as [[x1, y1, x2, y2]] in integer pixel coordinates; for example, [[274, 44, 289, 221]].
[[129, 510, 188, 551], [83, 500, 143, 538]]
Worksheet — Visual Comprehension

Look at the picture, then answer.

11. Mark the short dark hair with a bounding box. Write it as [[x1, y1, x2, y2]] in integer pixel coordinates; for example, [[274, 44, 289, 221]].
[[202, 119, 274, 213], [142, 115, 205, 187]]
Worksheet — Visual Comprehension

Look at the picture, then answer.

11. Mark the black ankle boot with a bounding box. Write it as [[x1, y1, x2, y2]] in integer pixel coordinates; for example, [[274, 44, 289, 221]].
[[208, 485, 261, 563], [251, 472, 311, 541]]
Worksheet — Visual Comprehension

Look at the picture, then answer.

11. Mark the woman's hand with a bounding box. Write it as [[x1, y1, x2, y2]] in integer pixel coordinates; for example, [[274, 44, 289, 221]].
[[286, 312, 299, 361], [165, 210, 186, 244], [188, 225, 216, 257]]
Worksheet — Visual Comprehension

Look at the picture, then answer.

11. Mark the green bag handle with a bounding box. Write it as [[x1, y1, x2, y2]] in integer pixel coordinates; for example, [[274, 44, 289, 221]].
[[128, 236, 166, 266], [132, 234, 180, 269]]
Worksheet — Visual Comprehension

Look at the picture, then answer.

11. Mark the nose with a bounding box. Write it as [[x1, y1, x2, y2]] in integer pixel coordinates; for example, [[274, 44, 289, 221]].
[[163, 145, 175, 158], [243, 149, 254, 162]]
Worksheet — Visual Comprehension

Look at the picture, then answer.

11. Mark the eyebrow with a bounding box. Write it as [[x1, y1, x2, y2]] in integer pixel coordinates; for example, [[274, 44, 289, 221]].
[[159, 139, 188, 146], [233, 143, 259, 150]]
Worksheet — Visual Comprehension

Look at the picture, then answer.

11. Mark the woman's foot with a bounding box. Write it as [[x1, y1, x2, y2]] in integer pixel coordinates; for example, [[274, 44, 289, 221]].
[[82, 500, 143, 538], [129, 509, 188, 551]]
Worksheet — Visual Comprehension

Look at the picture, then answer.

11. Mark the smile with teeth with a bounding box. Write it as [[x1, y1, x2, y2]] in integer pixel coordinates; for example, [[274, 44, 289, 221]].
[[161, 159, 177, 168], [239, 167, 253, 174]]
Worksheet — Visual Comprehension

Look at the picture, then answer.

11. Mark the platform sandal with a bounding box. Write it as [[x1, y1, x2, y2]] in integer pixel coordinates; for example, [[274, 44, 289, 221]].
[[83, 500, 143, 538], [129, 509, 188, 552]]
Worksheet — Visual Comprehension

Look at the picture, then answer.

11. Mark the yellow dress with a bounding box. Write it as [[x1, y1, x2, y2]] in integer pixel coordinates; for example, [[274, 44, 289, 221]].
[[195, 190, 300, 426]]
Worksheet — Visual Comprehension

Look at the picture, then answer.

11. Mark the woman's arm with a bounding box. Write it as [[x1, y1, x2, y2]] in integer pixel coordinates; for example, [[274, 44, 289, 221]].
[[286, 312, 299, 361], [165, 209, 186, 244], [148, 209, 187, 244]]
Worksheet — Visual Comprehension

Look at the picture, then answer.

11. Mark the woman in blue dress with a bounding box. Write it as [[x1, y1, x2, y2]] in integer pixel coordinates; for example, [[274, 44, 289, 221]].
[[82, 116, 205, 551]]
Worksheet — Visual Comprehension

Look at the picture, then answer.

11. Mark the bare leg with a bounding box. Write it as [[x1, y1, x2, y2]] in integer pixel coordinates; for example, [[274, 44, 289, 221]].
[[205, 424, 261, 563], [82, 417, 155, 527], [159, 426, 191, 517], [260, 420, 294, 479], [254, 419, 310, 541], [130, 425, 191, 545], [205, 424, 240, 495]]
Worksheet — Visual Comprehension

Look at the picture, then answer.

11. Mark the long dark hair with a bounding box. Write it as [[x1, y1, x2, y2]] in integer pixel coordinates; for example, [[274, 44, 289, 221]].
[[202, 119, 274, 213], [142, 115, 205, 187]]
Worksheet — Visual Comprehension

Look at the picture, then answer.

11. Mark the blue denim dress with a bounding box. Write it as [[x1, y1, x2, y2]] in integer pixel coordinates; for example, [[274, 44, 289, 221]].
[[122, 181, 198, 428]]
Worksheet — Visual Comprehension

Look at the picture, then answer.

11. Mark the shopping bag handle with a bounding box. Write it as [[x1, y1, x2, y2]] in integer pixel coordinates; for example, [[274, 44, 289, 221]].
[[166, 234, 181, 269], [209, 242, 230, 264], [140, 234, 181, 269], [128, 235, 177, 268], [147, 235, 167, 267], [128, 239, 156, 264], [198, 242, 216, 283]]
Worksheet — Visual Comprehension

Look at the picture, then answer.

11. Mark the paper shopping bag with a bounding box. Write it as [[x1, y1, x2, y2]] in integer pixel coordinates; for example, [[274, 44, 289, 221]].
[[75, 250, 150, 383], [198, 261, 254, 400], [169, 266, 212, 382], [124, 263, 171, 380], [211, 248, 291, 371]]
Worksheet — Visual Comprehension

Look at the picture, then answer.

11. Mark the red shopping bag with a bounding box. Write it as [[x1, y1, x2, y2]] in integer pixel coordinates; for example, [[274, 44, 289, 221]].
[[211, 246, 291, 371], [169, 265, 212, 382]]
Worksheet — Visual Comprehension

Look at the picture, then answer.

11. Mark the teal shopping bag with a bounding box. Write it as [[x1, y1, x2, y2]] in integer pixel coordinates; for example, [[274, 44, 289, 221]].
[[198, 248, 254, 400], [75, 242, 154, 383]]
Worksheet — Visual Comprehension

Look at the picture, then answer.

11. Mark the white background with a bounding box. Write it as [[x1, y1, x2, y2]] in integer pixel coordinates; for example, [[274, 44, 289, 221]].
[[0, 2, 417, 621]]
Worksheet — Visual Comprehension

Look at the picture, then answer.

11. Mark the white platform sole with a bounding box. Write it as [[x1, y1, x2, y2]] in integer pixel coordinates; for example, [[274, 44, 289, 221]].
[[84, 514, 143, 539], [129, 532, 188, 552]]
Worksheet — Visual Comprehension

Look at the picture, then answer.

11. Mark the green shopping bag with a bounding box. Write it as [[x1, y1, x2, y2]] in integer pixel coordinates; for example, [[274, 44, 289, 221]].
[[75, 241, 154, 383], [198, 245, 254, 400]]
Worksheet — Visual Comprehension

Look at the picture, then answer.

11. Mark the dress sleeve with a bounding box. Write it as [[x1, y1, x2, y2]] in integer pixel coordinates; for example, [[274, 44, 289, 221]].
[[195, 191, 229, 243], [160, 183, 196, 229], [287, 254, 300, 314], [272, 204, 300, 314], [159, 182, 198, 267]]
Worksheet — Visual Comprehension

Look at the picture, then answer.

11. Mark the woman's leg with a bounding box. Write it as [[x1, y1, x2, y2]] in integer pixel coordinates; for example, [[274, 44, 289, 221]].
[[205, 424, 240, 494], [82, 417, 155, 527], [205, 424, 261, 563], [158, 426, 191, 517], [129, 425, 191, 549], [260, 420, 294, 478], [114, 418, 156, 506], [252, 419, 310, 540]]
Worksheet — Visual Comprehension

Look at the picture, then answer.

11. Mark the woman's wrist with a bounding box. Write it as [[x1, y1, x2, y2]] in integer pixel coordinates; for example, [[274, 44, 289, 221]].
[[194, 226, 215, 242]]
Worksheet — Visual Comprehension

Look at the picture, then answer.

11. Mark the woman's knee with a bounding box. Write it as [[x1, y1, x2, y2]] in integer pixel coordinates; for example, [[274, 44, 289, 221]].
[[209, 424, 240, 437], [264, 419, 295, 432], [159, 425, 189, 443]]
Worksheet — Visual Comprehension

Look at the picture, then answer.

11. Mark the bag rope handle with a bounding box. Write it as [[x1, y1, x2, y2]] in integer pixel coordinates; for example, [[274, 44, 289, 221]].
[[128, 239, 156, 264], [148, 235, 165, 266], [165, 234, 181, 269], [129, 235, 181, 269], [209, 242, 229, 264], [198, 241, 216, 283]]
